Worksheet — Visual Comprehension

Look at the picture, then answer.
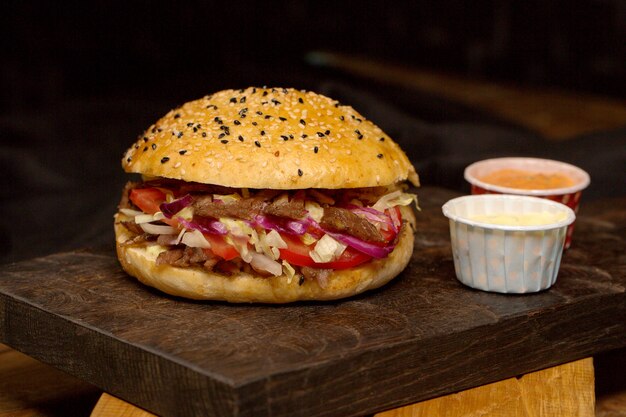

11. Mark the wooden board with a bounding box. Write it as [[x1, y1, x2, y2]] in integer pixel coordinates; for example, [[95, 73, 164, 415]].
[[0, 187, 624, 417], [375, 358, 595, 417]]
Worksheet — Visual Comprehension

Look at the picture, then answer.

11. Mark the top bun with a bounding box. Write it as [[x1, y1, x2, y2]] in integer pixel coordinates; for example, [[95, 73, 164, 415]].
[[122, 87, 419, 189]]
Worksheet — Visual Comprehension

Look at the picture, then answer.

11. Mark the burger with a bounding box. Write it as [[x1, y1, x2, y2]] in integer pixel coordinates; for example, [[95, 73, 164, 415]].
[[115, 87, 419, 303]]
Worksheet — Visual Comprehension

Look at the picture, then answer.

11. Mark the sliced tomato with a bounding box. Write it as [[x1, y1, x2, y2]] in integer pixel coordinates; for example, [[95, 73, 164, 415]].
[[379, 206, 402, 242], [129, 187, 181, 226], [202, 234, 239, 261], [279, 234, 371, 269], [278, 234, 316, 267], [129, 188, 167, 214]]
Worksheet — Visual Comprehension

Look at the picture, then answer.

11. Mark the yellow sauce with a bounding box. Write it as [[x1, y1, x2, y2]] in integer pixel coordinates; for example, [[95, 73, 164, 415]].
[[470, 212, 567, 226], [479, 168, 574, 190]]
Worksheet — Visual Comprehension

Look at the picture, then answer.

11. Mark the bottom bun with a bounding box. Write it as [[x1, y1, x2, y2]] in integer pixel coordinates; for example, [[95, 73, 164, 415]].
[[114, 209, 415, 303]]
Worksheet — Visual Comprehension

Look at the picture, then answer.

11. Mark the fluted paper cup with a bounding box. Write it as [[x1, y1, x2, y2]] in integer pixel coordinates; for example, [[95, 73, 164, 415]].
[[442, 195, 576, 294], [464, 157, 589, 249]]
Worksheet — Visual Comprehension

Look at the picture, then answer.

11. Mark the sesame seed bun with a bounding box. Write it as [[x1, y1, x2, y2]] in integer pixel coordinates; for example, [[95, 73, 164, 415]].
[[114, 207, 415, 303], [122, 87, 419, 189]]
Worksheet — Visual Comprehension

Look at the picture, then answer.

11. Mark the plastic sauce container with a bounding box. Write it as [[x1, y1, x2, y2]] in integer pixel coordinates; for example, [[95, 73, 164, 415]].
[[442, 194, 576, 294], [464, 157, 589, 248]]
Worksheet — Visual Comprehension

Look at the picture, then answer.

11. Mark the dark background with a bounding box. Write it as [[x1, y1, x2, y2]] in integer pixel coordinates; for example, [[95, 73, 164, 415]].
[[2, 0, 626, 264]]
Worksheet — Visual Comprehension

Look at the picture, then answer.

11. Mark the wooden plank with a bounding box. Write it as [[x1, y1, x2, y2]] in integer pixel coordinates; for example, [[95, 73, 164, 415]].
[[0, 188, 624, 417], [308, 52, 626, 140], [376, 358, 594, 417], [91, 393, 157, 417], [0, 343, 100, 417]]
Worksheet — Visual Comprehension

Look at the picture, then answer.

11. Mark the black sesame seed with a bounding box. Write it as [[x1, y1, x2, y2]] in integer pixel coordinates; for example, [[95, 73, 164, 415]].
[[229, 97, 237, 103], [379, 137, 385, 142], [186, 122, 194, 127], [314, 146, 319, 153], [193, 127, 197, 132], [317, 132, 325, 137], [221, 139, 229, 144], [298, 169, 303, 176], [151, 127, 157, 133], [281, 135, 289, 141], [252, 121, 258, 126], [260, 130, 266, 136], [264, 115, 271, 119], [299, 119, 306, 125], [325, 130, 330, 135], [339, 115, 345, 121], [179, 150, 187, 155], [240, 96, 246, 103], [234, 120, 241, 125], [218, 133, 225, 139], [377, 153, 383, 158], [298, 275, 305, 285], [126, 157, 131, 162], [143, 137, 148, 142], [298, 98, 304, 104], [262, 91, 268, 96], [289, 134, 293, 139], [279, 117, 287, 122], [271, 99, 281, 105], [302, 134, 308, 138], [252, 87, 257, 94], [143, 146, 148, 152], [134, 143, 139, 149], [177, 131, 184, 138], [174, 113, 180, 119], [157, 128, 162, 132], [152, 144, 157, 150], [256, 111, 263, 115], [202, 132, 207, 137], [161, 157, 170, 163], [238, 135, 244, 142], [254, 140, 261, 147]]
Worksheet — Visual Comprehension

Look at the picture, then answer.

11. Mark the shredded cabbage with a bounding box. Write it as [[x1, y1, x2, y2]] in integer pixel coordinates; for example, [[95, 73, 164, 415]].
[[282, 260, 296, 283], [309, 234, 347, 263], [181, 229, 211, 248], [213, 194, 240, 203], [301, 233, 318, 245], [265, 230, 287, 249], [250, 252, 282, 276], [305, 200, 324, 222], [372, 190, 418, 212], [120, 208, 143, 217], [176, 206, 194, 221], [140, 223, 176, 235], [134, 211, 166, 224]]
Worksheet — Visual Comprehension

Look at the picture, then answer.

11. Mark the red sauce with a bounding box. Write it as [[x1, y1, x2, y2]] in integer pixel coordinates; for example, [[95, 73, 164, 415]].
[[480, 168, 574, 190]]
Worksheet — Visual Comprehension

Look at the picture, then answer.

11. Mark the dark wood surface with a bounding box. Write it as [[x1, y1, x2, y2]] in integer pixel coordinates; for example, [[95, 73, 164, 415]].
[[0, 187, 625, 417]]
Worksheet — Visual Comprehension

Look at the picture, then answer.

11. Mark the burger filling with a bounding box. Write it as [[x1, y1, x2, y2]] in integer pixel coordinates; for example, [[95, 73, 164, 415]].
[[117, 179, 417, 287]]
